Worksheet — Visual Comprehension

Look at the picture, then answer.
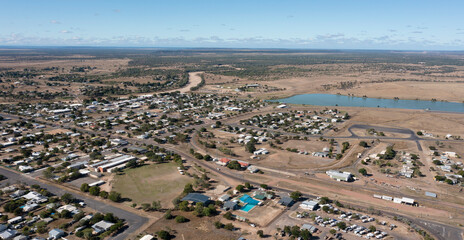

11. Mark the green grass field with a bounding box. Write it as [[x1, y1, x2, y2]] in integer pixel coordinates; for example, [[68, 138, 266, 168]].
[[112, 162, 191, 207]]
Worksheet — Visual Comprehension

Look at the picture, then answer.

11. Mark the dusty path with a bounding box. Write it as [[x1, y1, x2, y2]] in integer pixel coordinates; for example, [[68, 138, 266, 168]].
[[132, 71, 204, 97], [163, 71, 203, 94]]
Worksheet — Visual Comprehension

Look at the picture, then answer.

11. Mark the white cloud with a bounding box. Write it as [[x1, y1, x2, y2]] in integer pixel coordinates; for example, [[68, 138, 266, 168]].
[[60, 30, 72, 34], [50, 20, 61, 24], [1, 33, 464, 50]]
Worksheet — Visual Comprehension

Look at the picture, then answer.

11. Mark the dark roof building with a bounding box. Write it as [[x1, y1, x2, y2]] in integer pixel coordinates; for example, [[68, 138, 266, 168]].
[[301, 223, 318, 233], [223, 201, 239, 211], [278, 196, 294, 207], [181, 193, 210, 204], [128, 146, 148, 154]]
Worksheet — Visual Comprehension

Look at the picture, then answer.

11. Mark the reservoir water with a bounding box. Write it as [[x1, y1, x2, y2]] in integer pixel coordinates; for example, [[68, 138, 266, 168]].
[[269, 94, 464, 113]]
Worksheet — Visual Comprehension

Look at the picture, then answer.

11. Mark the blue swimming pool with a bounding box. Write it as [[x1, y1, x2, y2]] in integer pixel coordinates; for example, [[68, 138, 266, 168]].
[[239, 194, 260, 212], [240, 204, 255, 212]]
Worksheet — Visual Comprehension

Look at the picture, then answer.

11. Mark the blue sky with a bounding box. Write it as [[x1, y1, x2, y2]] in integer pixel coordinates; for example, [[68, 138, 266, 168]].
[[1, 0, 464, 50]]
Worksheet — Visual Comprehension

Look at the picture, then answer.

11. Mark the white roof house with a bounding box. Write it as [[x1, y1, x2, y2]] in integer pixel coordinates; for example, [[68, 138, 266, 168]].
[[0, 229, 17, 240], [140, 235, 154, 240], [326, 170, 352, 182], [300, 200, 319, 210], [92, 220, 114, 234], [218, 194, 230, 202]]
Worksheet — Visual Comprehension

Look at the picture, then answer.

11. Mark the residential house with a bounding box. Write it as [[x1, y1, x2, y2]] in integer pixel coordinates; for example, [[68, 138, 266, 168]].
[[181, 193, 211, 205], [48, 229, 65, 240], [278, 197, 294, 207], [92, 220, 114, 234]]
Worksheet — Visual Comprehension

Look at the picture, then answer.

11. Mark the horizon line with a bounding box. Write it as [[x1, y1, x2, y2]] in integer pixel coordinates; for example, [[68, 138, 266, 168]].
[[1, 45, 464, 52]]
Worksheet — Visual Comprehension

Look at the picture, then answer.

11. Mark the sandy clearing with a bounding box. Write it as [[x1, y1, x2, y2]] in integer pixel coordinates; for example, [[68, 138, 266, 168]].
[[163, 71, 203, 94]]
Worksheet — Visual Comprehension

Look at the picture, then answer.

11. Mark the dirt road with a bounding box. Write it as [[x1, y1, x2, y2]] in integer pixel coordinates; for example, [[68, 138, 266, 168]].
[[165, 71, 203, 94]]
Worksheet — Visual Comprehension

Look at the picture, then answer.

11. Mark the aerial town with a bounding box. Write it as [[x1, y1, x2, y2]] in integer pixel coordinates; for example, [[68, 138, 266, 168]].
[[1, 1, 464, 240]]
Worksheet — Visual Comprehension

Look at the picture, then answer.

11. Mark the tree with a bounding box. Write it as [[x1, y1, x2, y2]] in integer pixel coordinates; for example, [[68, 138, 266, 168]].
[[433, 160, 443, 165], [223, 211, 233, 220], [61, 193, 74, 204], [152, 200, 162, 211], [80, 183, 89, 192], [445, 179, 454, 185], [260, 184, 268, 189], [109, 191, 122, 202], [194, 202, 204, 217], [99, 191, 109, 199], [202, 206, 214, 217], [227, 160, 241, 170], [60, 210, 72, 218], [183, 183, 194, 194], [235, 185, 245, 192], [300, 229, 312, 240], [257, 230, 264, 238], [73, 212, 85, 221], [383, 146, 396, 160], [359, 141, 368, 148], [329, 229, 336, 235], [140, 203, 150, 211], [214, 221, 224, 229], [157, 230, 171, 240], [164, 210, 173, 219], [175, 215, 188, 223], [125, 159, 138, 168], [179, 201, 190, 211], [13, 207, 23, 216], [322, 206, 330, 213], [336, 221, 347, 230], [224, 223, 234, 231], [245, 140, 256, 153], [290, 191, 302, 201], [244, 182, 252, 189], [319, 197, 331, 204], [43, 167, 54, 179], [341, 142, 350, 153], [89, 186, 100, 196], [369, 225, 376, 232], [358, 168, 368, 176], [291, 226, 301, 237]]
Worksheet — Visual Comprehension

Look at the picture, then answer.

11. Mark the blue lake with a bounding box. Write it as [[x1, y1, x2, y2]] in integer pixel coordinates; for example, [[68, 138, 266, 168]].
[[269, 94, 464, 113]]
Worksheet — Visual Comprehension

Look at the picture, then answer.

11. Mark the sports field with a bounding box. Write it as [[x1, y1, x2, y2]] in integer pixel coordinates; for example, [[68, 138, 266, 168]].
[[112, 162, 191, 208]]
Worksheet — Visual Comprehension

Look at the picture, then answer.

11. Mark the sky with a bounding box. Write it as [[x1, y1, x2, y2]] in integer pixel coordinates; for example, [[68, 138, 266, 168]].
[[1, 0, 464, 50]]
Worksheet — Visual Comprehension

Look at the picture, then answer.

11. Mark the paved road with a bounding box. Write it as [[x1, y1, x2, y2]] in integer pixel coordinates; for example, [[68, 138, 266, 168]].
[[347, 124, 422, 151], [0, 167, 147, 240], [229, 122, 459, 152]]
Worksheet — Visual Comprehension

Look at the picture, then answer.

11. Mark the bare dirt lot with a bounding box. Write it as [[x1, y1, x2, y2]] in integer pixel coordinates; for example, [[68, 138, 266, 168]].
[[144, 211, 239, 240], [233, 199, 284, 227]]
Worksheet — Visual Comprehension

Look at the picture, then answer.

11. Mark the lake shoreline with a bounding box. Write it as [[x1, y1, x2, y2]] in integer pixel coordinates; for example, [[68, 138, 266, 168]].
[[267, 93, 464, 113]]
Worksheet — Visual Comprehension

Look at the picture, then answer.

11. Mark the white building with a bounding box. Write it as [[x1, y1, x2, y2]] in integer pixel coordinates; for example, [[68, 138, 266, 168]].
[[326, 170, 352, 182]]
